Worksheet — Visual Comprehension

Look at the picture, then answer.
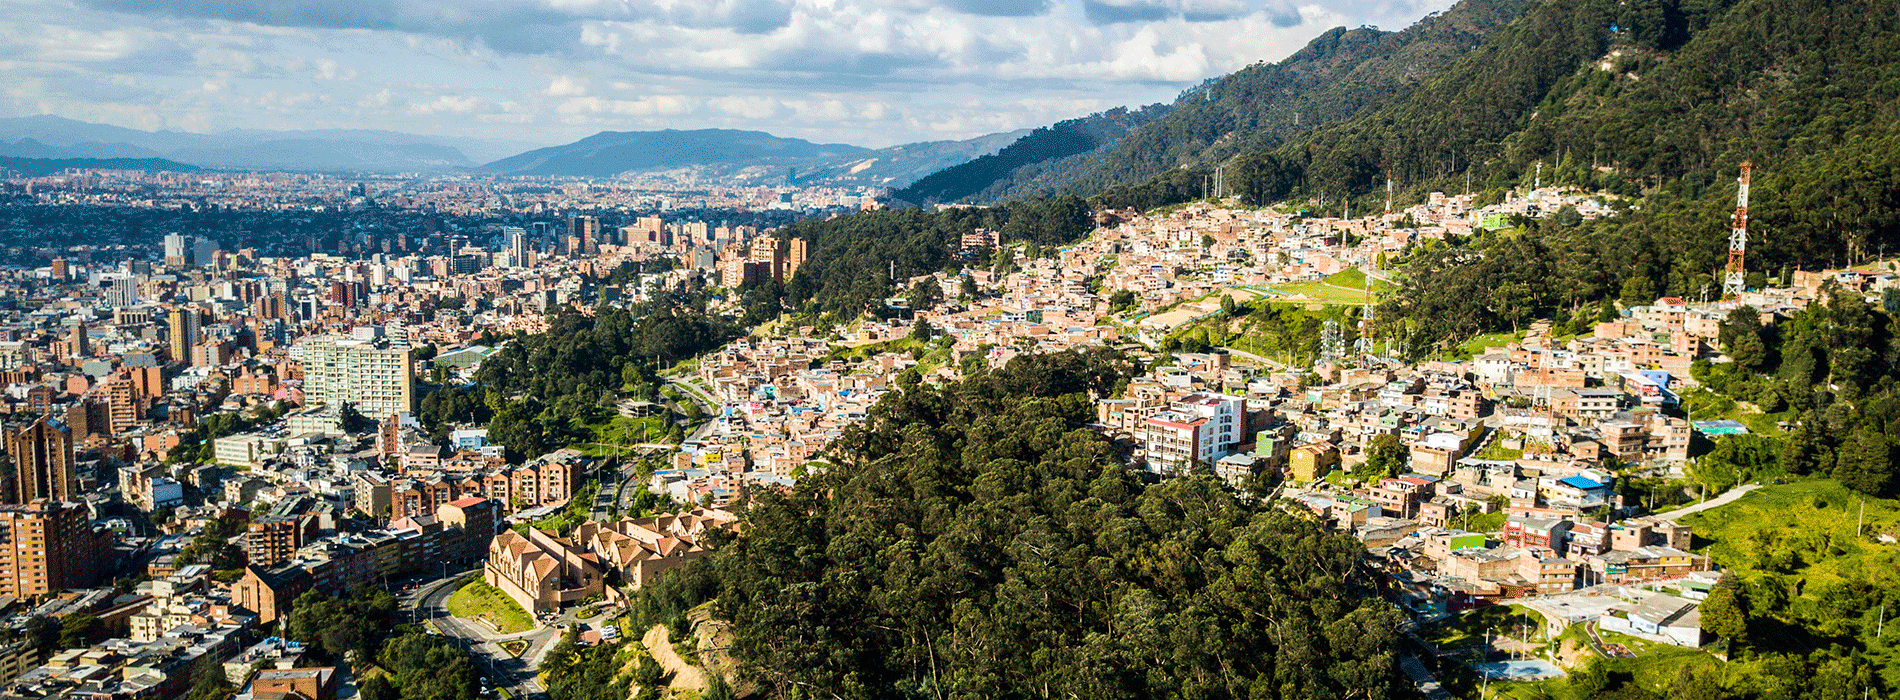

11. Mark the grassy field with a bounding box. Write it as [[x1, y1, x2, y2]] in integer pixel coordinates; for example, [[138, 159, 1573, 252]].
[[573, 414, 671, 457], [1449, 331, 1525, 359], [1264, 268, 1393, 305], [1421, 605, 1545, 651], [1678, 479, 1900, 596], [448, 579, 535, 635]]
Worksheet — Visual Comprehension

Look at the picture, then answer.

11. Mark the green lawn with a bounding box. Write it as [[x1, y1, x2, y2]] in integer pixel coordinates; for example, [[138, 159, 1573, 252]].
[[1443, 331, 1526, 360], [1421, 605, 1544, 650], [1269, 281, 1372, 304], [448, 579, 535, 635]]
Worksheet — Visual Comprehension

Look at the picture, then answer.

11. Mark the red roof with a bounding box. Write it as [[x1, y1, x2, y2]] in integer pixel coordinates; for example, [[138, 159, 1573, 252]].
[[447, 496, 490, 508]]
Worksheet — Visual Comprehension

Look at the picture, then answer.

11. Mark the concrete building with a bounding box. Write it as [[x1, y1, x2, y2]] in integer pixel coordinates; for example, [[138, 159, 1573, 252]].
[[0, 500, 109, 599], [1139, 392, 1244, 475], [5, 416, 74, 504], [301, 334, 414, 417]]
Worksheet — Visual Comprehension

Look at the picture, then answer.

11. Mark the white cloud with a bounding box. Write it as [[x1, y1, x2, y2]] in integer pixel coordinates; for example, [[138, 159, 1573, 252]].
[[408, 94, 480, 115], [545, 75, 588, 96], [2, 0, 1455, 146]]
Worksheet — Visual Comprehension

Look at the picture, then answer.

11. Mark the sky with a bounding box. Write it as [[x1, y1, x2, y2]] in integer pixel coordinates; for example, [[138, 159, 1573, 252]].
[[0, 0, 1456, 150]]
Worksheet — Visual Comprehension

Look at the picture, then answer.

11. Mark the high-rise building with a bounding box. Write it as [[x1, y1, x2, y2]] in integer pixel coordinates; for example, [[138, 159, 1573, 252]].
[[162, 233, 191, 267], [785, 237, 808, 280], [572, 215, 600, 255], [105, 373, 141, 435], [167, 308, 200, 365], [302, 334, 415, 417], [106, 275, 139, 308], [68, 324, 88, 360], [503, 227, 529, 268], [0, 500, 109, 599], [192, 237, 218, 267], [4, 417, 74, 504], [48, 257, 67, 281]]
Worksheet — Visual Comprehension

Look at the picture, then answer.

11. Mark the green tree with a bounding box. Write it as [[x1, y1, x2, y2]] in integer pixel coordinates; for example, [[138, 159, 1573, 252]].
[[1700, 572, 1749, 646], [1833, 429, 1896, 497], [185, 653, 236, 700], [1361, 433, 1405, 479], [1620, 275, 1656, 306], [907, 276, 942, 312], [1720, 305, 1768, 370], [1573, 657, 1612, 698], [57, 614, 104, 650], [358, 675, 398, 700]]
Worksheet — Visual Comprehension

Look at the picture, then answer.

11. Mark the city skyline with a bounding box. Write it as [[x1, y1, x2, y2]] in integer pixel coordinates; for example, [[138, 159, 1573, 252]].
[[2, 0, 1457, 149]]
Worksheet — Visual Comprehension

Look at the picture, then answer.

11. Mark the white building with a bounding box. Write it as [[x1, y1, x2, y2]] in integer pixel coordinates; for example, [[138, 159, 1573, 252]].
[[300, 333, 414, 417], [1139, 392, 1245, 475]]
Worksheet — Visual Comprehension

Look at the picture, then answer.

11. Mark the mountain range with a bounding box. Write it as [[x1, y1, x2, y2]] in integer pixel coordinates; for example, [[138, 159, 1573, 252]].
[[0, 115, 543, 172], [472, 127, 1028, 188], [0, 114, 1028, 187]]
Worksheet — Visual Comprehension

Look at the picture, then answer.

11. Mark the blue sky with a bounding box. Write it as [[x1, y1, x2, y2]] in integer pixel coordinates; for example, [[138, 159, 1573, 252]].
[[0, 0, 1455, 149]]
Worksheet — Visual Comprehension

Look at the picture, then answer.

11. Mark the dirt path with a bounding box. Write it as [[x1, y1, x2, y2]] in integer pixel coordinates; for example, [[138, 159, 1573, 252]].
[[641, 625, 707, 693]]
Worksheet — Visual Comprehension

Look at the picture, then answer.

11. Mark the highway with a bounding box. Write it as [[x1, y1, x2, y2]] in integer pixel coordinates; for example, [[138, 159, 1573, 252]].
[[406, 572, 560, 700]]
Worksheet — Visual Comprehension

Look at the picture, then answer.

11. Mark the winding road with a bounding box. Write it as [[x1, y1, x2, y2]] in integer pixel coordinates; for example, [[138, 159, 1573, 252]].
[[407, 572, 560, 700]]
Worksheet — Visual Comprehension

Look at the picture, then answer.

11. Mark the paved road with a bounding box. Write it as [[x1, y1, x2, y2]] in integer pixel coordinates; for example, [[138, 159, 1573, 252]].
[[411, 572, 558, 700], [664, 378, 721, 442], [1399, 653, 1452, 700], [1656, 483, 1761, 521]]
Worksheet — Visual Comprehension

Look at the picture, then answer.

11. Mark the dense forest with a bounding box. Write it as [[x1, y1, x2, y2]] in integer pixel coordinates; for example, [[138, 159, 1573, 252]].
[[469, 285, 734, 458], [777, 197, 1091, 322], [1692, 289, 1900, 499], [623, 349, 1406, 699], [891, 105, 1169, 205]]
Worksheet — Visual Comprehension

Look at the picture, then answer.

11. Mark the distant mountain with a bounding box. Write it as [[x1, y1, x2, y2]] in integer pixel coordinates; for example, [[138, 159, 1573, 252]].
[[479, 127, 1029, 188], [0, 155, 201, 177], [480, 129, 871, 178], [789, 129, 1031, 188], [0, 115, 541, 172]]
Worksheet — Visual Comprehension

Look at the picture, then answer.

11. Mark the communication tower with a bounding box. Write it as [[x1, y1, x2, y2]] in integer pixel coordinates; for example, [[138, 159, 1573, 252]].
[[1722, 162, 1754, 302]]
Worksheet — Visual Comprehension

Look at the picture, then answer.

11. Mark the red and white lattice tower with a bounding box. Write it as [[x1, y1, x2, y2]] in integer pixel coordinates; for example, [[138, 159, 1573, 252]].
[[1722, 162, 1753, 302]]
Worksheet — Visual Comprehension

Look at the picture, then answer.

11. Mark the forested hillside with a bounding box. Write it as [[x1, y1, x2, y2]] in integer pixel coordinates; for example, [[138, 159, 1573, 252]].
[[629, 349, 1407, 700], [888, 0, 1530, 206], [891, 105, 1168, 204], [1224, 0, 1900, 352], [776, 197, 1091, 322]]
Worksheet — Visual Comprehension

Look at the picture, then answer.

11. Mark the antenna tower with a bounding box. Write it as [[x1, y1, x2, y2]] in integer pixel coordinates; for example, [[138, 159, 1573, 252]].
[[1357, 272, 1375, 364], [1385, 172, 1394, 216], [1723, 162, 1754, 302], [1320, 320, 1344, 365]]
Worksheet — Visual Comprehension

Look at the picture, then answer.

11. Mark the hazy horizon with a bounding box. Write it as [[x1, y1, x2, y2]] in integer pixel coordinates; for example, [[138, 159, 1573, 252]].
[[1, 0, 1457, 151]]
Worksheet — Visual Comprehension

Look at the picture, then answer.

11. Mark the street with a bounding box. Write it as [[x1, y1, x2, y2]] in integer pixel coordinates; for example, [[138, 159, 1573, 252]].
[[405, 572, 560, 700]]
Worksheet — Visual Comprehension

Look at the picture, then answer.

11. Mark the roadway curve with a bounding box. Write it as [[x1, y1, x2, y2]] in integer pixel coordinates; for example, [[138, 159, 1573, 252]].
[[409, 572, 560, 700], [664, 377, 721, 443]]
